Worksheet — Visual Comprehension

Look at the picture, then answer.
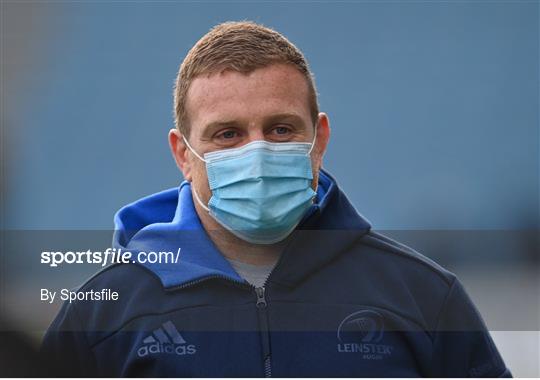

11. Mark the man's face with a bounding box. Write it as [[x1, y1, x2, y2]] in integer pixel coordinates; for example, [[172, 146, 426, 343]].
[[171, 62, 330, 206]]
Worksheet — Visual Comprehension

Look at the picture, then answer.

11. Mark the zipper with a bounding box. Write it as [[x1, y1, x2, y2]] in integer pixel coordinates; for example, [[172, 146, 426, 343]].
[[252, 246, 292, 378], [255, 286, 272, 377], [166, 274, 274, 377], [255, 286, 267, 308]]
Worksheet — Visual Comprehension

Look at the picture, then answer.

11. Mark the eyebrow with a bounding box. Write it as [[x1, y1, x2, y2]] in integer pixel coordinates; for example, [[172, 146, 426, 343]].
[[265, 113, 306, 126], [202, 120, 239, 137]]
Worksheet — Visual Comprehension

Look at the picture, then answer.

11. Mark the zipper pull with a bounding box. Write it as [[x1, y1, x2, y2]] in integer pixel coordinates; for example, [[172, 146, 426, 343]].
[[255, 286, 267, 308]]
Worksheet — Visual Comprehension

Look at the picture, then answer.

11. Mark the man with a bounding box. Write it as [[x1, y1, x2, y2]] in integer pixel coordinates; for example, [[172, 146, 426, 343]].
[[42, 21, 511, 377]]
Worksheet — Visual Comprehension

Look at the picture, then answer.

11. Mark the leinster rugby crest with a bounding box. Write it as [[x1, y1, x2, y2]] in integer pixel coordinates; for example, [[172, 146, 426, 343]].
[[336, 310, 394, 360]]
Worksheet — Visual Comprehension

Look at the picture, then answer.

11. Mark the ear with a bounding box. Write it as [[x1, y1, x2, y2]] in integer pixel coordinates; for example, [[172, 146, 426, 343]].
[[313, 112, 331, 165], [168, 128, 193, 181]]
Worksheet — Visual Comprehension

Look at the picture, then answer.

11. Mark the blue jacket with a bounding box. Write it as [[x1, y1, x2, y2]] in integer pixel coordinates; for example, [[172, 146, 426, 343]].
[[41, 169, 511, 377]]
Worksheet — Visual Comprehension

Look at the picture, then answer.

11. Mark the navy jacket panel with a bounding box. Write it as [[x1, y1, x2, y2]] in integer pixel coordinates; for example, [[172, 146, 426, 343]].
[[41, 169, 511, 377]]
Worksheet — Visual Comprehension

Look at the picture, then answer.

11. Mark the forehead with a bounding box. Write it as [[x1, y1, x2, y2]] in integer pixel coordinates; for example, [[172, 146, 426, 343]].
[[185, 63, 311, 131]]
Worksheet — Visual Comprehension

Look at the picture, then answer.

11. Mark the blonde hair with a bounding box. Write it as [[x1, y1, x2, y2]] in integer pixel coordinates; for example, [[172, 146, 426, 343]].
[[173, 21, 319, 135]]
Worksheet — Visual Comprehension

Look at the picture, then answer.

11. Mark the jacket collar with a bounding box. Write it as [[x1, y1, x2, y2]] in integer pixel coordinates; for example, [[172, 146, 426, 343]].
[[270, 169, 372, 287], [114, 183, 246, 288], [113, 168, 371, 289]]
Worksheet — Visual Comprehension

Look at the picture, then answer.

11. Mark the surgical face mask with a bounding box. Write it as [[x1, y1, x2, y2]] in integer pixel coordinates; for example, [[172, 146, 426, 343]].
[[183, 132, 318, 245]]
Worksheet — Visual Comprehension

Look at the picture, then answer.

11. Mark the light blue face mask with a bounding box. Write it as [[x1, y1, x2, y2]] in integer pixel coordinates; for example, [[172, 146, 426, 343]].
[[183, 133, 317, 245]]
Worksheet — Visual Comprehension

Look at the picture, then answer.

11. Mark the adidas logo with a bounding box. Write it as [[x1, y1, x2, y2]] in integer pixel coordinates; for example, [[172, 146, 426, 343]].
[[137, 320, 197, 357]]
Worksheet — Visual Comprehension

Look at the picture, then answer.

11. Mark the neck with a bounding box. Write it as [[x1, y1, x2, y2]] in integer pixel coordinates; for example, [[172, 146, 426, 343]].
[[193, 197, 284, 266]]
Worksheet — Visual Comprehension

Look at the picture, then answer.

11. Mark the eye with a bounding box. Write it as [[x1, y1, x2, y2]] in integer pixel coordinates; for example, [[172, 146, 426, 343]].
[[268, 125, 294, 139], [273, 126, 290, 135], [212, 128, 244, 147], [267, 125, 294, 142], [216, 129, 239, 140]]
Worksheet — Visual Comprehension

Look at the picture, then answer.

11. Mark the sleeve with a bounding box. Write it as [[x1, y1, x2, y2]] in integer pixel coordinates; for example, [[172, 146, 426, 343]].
[[40, 301, 98, 377], [430, 277, 512, 377]]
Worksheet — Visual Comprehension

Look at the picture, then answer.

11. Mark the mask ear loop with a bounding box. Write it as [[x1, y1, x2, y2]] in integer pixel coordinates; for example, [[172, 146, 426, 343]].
[[307, 125, 318, 155], [306, 125, 319, 203], [181, 135, 211, 211], [182, 135, 207, 163], [191, 185, 210, 212]]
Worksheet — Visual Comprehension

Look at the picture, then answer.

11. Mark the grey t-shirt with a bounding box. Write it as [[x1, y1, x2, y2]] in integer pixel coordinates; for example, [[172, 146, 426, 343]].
[[225, 257, 278, 288]]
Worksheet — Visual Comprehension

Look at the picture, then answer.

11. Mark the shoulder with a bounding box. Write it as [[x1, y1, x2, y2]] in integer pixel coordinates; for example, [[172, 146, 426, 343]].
[[78, 262, 162, 293], [360, 230, 456, 286], [342, 230, 462, 330], [50, 263, 165, 345]]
